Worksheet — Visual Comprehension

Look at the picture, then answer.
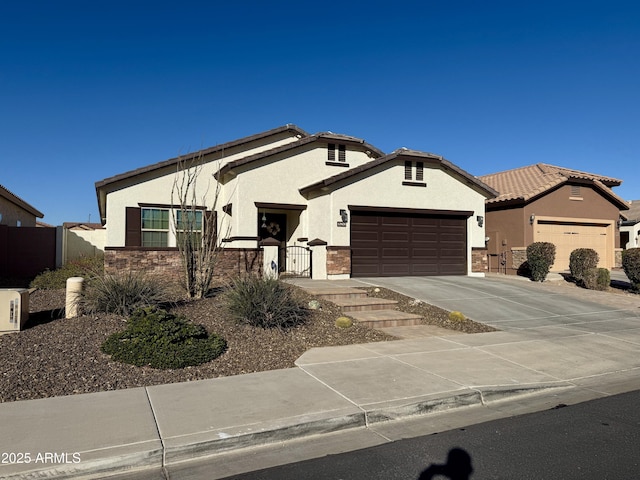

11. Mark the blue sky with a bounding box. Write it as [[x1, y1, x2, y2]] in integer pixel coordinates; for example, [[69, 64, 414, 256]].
[[2, 1, 639, 226]]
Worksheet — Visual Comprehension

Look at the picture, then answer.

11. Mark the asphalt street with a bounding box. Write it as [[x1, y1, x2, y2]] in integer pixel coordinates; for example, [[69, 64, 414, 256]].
[[215, 389, 640, 480]]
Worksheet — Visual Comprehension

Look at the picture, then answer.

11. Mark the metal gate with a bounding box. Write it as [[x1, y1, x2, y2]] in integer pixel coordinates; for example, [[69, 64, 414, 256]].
[[282, 245, 312, 277]]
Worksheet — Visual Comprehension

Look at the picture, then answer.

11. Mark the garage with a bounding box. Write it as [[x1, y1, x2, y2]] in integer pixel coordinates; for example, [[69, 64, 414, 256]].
[[535, 220, 612, 271], [350, 210, 468, 277]]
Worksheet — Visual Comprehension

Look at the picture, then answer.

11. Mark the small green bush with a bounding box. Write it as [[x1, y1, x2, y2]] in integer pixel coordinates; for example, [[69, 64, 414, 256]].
[[226, 276, 307, 329], [80, 270, 166, 317], [101, 307, 226, 369], [569, 248, 599, 287], [622, 248, 640, 287], [526, 242, 556, 282], [449, 311, 466, 322], [335, 316, 353, 328], [595, 268, 610, 291], [30, 256, 104, 290]]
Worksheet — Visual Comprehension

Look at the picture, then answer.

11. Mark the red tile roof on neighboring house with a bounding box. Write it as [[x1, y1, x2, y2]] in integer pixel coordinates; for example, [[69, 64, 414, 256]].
[[621, 200, 640, 223], [0, 184, 44, 218], [479, 163, 629, 209]]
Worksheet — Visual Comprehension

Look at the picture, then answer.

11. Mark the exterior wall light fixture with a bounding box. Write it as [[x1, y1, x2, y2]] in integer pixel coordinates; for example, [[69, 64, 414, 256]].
[[476, 215, 484, 227], [339, 209, 348, 223], [530, 214, 535, 225]]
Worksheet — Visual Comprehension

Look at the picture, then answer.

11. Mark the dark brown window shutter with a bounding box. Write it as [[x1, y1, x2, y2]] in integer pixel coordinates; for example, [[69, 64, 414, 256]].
[[328, 143, 336, 161], [205, 210, 217, 242], [416, 162, 424, 181], [338, 144, 346, 162], [404, 161, 412, 180], [125, 207, 141, 246]]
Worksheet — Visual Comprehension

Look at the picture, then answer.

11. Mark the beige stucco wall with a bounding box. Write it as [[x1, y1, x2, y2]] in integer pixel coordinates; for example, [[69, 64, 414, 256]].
[[216, 145, 375, 248], [64, 228, 106, 263], [0, 196, 38, 227], [306, 161, 488, 274]]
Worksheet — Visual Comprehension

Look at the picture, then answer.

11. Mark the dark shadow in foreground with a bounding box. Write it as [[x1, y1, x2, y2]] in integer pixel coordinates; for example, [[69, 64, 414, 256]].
[[418, 447, 473, 480]]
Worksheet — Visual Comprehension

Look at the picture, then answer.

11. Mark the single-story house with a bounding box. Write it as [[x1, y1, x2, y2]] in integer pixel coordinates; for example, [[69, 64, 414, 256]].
[[0, 184, 44, 227], [95, 125, 497, 281], [620, 200, 640, 250], [479, 163, 629, 274]]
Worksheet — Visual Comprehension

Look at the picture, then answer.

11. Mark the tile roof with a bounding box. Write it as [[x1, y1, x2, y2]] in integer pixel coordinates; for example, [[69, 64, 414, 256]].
[[215, 132, 384, 180], [621, 200, 640, 223], [0, 184, 44, 218], [299, 148, 498, 198], [479, 163, 628, 208]]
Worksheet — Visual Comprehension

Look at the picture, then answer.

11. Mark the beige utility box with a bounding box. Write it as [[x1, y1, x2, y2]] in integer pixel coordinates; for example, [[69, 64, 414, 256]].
[[0, 289, 29, 332]]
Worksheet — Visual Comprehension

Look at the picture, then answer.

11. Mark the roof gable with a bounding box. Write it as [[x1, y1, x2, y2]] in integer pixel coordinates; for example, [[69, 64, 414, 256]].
[[299, 148, 497, 198], [0, 184, 44, 218], [215, 132, 384, 181], [480, 163, 628, 209]]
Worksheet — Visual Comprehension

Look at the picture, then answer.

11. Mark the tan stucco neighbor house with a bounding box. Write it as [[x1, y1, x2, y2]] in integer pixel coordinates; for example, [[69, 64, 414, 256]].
[[479, 163, 629, 274], [95, 125, 497, 281], [0, 184, 44, 227]]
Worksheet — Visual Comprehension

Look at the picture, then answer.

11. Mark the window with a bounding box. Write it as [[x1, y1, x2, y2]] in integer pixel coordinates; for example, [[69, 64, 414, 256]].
[[326, 143, 349, 167], [141, 208, 169, 247], [403, 161, 427, 187], [328, 144, 336, 161], [175, 210, 203, 246]]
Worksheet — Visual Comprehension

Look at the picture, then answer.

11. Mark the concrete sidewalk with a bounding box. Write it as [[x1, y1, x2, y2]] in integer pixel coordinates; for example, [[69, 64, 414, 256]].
[[1, 276, 640, 479]]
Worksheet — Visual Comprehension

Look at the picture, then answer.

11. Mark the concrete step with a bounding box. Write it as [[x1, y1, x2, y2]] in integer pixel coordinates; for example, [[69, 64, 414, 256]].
[[306, 287, 369, 301], [331, 297, 398, 312], [348, 310, 424, 328]]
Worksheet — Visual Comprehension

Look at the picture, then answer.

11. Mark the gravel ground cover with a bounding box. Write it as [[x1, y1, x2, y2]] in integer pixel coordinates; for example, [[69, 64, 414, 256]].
[[0, 285, 492, 403]]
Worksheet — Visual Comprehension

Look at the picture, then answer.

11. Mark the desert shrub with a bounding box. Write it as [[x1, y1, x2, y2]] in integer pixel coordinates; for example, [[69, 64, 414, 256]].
[[594, 268, 610, 291], [569, 248, 599, 287], [449, 311, 466, 322], [335, 316, 353, 328], [101, 307, 226, 369], [30, 256, 104, 290], [622, 248, 640, 288], [79, 270, 166, 317], [526, 242, 556, 282], [226, 276, 307, 329]]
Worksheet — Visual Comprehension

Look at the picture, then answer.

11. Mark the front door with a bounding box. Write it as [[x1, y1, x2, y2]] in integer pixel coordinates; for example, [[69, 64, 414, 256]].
[[258, 213, 287, 271]]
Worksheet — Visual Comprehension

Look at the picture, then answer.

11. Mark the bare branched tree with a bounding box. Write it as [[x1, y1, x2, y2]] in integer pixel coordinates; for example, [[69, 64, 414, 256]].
[[171, 154, 227, 299]]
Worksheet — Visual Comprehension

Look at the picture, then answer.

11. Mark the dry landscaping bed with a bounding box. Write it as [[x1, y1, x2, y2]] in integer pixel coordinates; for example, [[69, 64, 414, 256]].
[[0, 285, 493, 403]]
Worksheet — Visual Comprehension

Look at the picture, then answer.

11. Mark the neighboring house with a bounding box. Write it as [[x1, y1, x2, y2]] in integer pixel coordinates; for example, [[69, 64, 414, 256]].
[[0, 184, 55, 279], [620, 200, 640, 250], [62, 222, 106, 263], [0, 184, 44, 227], [479, 163, 629, 274], [95, 125, 497, 281]]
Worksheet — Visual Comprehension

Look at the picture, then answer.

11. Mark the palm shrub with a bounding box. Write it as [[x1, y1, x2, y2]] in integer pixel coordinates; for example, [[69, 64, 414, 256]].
[[80, 270, 166, 317], [101, 307, 226, 369], [526, 242, 556, 282], [569, 248, 599, 288], [622, 248, 640, 290], [30, 255, 104, 290], [226, 276, 307, 329]]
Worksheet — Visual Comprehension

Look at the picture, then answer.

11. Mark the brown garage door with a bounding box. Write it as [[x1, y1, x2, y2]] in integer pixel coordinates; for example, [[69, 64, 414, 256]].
[[350, 211, 467, 277]]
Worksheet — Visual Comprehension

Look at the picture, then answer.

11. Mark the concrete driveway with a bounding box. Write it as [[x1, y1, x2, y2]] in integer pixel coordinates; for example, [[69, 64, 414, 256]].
[[356, 275, 640, 334]]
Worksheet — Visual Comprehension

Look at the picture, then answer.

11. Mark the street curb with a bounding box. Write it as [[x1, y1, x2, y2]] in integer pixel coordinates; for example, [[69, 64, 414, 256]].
[[4, 384, 576, 479]]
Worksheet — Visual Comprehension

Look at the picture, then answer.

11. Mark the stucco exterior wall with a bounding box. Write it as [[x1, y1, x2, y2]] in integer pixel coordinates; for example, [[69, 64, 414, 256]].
[[0, 196, 38, 227], [303, 161, 488, 275], [220, 145, 375, 247], [485, 183, 623, 274]]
